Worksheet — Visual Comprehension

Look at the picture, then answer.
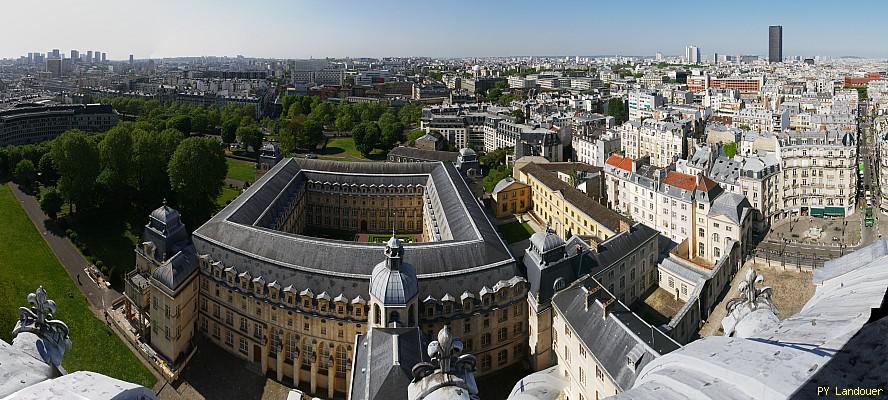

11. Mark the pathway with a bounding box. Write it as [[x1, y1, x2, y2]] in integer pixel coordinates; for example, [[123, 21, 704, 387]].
[[7, 183, 120, 310]]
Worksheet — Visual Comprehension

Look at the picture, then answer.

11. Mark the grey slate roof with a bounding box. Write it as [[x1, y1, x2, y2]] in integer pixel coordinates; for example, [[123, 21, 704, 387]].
[[552, 276, 680, 391], [708, 192, 751, 224], [350, 327, 426, 400], [370, 261, 419, 306], [192, 158, 517, 300]]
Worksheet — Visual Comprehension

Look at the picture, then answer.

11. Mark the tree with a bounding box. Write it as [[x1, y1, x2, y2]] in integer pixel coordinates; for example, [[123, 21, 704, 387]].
[[51, 130, 100, 213], [38, 152, 57, 185], [511, 109, 526, 124], [723, 142, 738, 157], [299, 118, 325, 150], [407, 129, 425, 146], [398, 102, 422, 126], [236, 124, 263, 153], [483, 166, 513, 193], [353, 122, 381, 157], [191, 111, 209, 133], [334, 113, 354, 133], [98, 125, 134, 200], [14, 159, 36, 187], [607, 97, 628, 124], [480, 146, 513, 170], [167, 114, 192, 134], [380, 121, 405, 151], [40, 187, 63, 219], [168, 137, 228, 226], [133, 128, 184, 206], [221, 118, 239, 144]]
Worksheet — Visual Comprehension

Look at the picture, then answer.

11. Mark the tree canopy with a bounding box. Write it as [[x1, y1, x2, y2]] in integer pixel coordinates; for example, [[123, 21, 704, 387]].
[[167, 137, 228, 226]]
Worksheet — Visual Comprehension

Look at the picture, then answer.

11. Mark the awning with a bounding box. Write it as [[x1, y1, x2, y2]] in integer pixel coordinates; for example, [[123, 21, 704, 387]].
[[810, 208, 825, 217], [824, 206, 845, 216]]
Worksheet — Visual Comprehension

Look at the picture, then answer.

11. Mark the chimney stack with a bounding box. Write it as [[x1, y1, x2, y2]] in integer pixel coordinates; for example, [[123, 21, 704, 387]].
[[597, 297, 615, 319], [583, 286, 601, 311]]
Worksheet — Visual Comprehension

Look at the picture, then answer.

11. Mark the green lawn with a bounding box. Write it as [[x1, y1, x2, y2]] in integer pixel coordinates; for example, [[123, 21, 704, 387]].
[[217, 186, 241, 208], [318, 137, 386, 161], [498, 221, 535, 244], [226, 158, 256, 183], [0, 184, 156, 388]]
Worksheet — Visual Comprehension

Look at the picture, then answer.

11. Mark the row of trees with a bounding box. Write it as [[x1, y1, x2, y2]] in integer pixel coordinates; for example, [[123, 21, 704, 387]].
[[108, 96, 255, 135], [276, 94, 422, 156], [4, 123, 227, 227]]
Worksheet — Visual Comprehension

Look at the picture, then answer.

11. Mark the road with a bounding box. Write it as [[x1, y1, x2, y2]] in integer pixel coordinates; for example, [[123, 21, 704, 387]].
[[7, 183, 121, 310]]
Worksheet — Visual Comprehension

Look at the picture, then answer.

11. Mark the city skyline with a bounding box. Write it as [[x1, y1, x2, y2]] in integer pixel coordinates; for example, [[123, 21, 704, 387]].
[[3, 0, 888, 60]]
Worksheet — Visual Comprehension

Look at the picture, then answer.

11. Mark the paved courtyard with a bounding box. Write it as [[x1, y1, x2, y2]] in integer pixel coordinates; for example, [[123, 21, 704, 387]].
[[156, 339, 293, 400], [768, 213, 861, 248], [699, 260, 816, 337]]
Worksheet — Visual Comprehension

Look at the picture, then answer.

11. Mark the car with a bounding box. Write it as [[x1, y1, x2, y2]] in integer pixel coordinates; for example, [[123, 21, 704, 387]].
[[867, 200, 873, 207], [304, 153, 317, 159]]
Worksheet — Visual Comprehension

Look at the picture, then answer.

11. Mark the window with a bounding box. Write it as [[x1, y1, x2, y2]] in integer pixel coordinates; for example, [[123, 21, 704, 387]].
[[226, 330, 234, 346], [580, 367, 586, 385], [481, 355, 491, 370], [239, 337, 247, 353], [481, 333, 491, 347], [240, 317, 247, 332], [254, 323, 262, 339], [596, 365, 605, 381], [336, 346, 348, 376], [286, 334, 297, 361], [497, 349, 508, 366], [464, 321, 472, 334], [213, 323, 220, 338], [498, 327, 508, 342]]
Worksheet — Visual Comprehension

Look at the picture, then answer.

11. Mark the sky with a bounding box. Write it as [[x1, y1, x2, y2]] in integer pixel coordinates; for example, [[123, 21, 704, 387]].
[[2, 0, 887, 60]]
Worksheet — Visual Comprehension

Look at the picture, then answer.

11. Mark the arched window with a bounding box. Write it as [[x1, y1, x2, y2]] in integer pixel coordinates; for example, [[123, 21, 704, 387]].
[[336, 346, 348, 377], [389, 310, 401, 324], [373, 304, 381, 325]]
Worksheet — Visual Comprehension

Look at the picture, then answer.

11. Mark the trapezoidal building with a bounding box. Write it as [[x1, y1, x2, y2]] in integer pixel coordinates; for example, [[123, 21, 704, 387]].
[[190, 158, 526, 398]]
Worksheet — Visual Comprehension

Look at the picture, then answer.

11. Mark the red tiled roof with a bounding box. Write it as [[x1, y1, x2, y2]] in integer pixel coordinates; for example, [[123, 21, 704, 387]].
[[663, 171, 697, 191], [696, 175, 720, 192], [605, 154, 633, 172]]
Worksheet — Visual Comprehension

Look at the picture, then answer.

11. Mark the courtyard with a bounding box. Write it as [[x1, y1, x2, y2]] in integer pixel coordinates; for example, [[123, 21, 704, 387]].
[[768, 212, 862, 248]]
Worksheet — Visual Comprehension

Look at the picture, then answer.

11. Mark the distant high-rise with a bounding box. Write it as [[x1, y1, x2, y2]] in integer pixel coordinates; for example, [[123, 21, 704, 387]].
[[94, 51, 100, 63], [101, 52, 106, 62], [86, 50, 93, 63], [70, 49, 78, 62], [129, 54, 134, 65], [685, 45, 700, 64], [769, 25, 783, 63]]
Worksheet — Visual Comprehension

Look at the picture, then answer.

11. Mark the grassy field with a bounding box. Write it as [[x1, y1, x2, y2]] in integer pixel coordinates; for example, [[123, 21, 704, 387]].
[[318, 137, 386, 161], [367, 234, 416, 243], [0, 184, 156, 388], [217, 186, 241, 208], [226, 158, 257, 183], [498, 221, 535, 244]]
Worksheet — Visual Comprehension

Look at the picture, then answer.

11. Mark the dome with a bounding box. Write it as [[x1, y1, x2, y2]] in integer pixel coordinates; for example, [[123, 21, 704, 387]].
[[530, 229, 565, 254], [370, 261, 418, 306], [149, 201, 182, 228], [459, 148, 477, 157], [732, 308, 779, 338], [386, 235, 402, 251]]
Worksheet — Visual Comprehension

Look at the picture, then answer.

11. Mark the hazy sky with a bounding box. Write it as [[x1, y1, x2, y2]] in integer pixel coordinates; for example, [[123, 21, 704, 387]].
[[3, 0, 887, 60]]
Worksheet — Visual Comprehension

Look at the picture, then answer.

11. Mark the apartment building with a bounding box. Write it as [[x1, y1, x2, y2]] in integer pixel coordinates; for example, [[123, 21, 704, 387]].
[[618, 119, 688, 168], [604, 154, 753, 265], [777, 131, 857, 217], [627, 90, 666, 121], [572, 130, 620, 167], [732, 108, 790, 133]]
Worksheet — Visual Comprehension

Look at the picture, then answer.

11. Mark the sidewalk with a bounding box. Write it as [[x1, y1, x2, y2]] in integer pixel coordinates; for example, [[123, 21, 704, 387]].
[[7, 183, 121, 310]]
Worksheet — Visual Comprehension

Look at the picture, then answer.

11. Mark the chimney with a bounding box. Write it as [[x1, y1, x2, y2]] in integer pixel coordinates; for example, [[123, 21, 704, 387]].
[[597, 297, 615, 319], [583, 286, 601, 311]]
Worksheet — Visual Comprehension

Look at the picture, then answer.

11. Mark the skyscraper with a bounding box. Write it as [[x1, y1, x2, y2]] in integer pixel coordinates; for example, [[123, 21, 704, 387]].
[[685, 45, 700, 64], [769, 25, 783, 63], [129, 54, 134, 65], [70, 49, 79, 62]]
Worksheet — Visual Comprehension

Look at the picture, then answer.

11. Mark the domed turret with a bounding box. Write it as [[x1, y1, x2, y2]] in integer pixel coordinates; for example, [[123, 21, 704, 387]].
[[529, 228, 565, 255], [369, 234, 419, 327]]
